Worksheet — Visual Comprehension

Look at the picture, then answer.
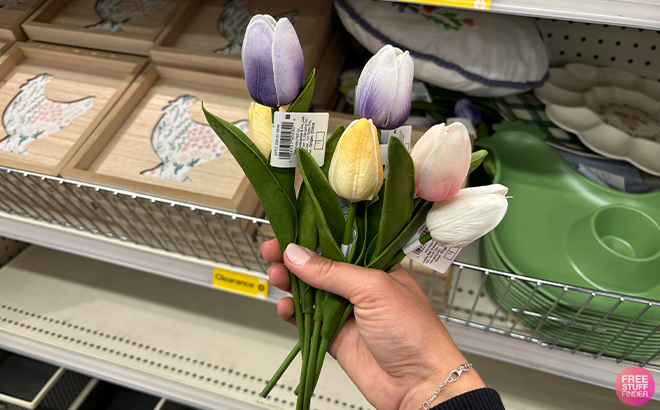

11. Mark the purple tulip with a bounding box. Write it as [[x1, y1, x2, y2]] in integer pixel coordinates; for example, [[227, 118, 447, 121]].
[[355, 45, 414, 130], [454, 99, 481, 126], [242, 15, 304, 108]]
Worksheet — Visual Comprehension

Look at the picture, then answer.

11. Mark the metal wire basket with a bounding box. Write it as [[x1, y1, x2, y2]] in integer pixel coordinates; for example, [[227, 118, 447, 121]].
[[0, 166, 658, 371]]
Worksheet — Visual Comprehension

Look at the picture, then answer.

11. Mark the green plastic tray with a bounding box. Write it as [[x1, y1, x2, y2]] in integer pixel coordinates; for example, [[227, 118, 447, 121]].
[[477, 123, 660, 321]]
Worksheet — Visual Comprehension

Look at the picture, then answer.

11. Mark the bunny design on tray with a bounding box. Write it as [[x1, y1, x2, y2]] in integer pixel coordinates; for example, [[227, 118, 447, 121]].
[[0, 74, 95, 155], [141, 95, 249, 183], [86, 0, 169, 32], [215, 0, 298, 55]]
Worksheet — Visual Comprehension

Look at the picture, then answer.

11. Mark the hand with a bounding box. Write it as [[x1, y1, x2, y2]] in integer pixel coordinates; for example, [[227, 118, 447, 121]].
[[262, 240, 486, 410]]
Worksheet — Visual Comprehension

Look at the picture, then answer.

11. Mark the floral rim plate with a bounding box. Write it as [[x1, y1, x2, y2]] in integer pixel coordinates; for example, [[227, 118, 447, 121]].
[[534, 63, 660, 176]]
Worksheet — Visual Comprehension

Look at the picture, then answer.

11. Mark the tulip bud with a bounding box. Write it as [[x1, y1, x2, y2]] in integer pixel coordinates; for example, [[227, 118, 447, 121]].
[[355, 45, 414, 130], [410, 123, 471, 202], [247, 102, 273, 158], [328, 119, 383, 202], [426, 184, 509, 248], [242, 15, 304, 107], [454, 99, 481, 126]]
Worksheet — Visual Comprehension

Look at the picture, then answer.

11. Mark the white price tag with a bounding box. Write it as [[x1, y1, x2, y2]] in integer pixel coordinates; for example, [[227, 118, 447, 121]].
[[381, 126, 412, 177], [578, 163, 627, 191], [404, 225, 460, 274], [270, 112, 328, 168], [411, 82, 432, 103], [380, 126, 412, 150]]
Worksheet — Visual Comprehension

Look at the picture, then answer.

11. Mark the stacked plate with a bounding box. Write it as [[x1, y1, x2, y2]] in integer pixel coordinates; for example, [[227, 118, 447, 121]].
[[477, 122, 660, 358]]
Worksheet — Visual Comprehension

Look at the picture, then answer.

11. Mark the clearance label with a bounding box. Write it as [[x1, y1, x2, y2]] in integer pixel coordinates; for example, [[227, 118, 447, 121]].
[[212, 268, 268, 299], [399, 0, 491, 10]]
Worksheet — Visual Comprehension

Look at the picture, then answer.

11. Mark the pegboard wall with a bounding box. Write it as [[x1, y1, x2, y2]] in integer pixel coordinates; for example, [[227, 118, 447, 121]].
[[537, 18, 660, 80]]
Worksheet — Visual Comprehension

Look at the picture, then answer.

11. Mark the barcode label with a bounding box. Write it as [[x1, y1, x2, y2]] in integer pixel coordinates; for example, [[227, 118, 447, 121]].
[[278, 121, 294, 160], [404, 224, 460, 274], [270, 112, 329, 168], [381, 126, 412, 177]]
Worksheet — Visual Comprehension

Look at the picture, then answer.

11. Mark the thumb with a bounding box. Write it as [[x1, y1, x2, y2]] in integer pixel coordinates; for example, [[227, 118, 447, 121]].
[[283, 243, 389, 303]]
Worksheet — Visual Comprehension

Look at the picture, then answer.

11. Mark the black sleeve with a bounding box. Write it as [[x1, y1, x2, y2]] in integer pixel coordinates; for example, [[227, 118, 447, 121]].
[[429, 388, 505, 410]]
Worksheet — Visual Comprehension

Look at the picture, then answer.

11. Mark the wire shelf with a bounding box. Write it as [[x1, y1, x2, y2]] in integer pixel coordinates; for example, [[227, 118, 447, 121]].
[[0, 166, 659, 371]]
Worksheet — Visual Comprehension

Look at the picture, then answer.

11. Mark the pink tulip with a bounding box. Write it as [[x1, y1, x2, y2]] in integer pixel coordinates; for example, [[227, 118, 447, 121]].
[[410, 122, 471, 201]]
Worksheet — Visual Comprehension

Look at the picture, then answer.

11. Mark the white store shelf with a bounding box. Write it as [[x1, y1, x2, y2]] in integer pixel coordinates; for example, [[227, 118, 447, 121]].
[[0, 211, 287, 304], [0, 246, 369, 410], [396, 1, 660, 30]]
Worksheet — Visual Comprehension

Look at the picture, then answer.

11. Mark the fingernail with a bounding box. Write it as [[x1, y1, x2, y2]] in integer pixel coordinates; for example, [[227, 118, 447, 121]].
[[286, 243, 313, 266]]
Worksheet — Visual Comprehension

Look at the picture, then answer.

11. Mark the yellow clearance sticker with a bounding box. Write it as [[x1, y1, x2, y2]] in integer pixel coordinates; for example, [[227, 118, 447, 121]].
[[399, 0, 491, 10], [213, 268, 268, 299]]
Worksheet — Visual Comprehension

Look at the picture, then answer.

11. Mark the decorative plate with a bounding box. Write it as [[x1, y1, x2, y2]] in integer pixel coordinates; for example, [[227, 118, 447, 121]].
[[534, 63, 660, 176]]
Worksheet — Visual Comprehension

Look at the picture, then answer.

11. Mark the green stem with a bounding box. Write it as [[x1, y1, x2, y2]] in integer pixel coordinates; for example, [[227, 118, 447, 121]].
[[260, 342, 300, 398], [341, 202, 357, 258], [297, 314, 312, 410], [304, 320, 322, 410], [290, 272, 305, 349], [311, 304, 354, 390], [313, 338, 329, 390]]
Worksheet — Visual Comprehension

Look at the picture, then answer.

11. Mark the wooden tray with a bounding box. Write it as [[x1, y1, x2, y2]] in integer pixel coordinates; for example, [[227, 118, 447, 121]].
[[63, 63, 259, 215], [22, 0, 187, 55], [0, 42, 147, 175], [0, 0, 46, 40], [150, 0, 341, 108]]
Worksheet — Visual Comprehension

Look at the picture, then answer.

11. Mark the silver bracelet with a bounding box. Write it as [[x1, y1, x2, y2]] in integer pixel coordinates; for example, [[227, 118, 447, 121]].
[[419, 363, 473, 410]]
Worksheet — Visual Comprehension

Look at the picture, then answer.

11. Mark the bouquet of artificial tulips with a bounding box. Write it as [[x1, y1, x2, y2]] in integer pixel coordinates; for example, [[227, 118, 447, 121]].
[[204, 14, 508, 410]]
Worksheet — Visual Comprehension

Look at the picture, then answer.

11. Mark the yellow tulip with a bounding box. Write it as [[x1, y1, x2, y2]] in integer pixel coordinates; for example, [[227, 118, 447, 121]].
[[328, 118, 383, 201], [248, 102, 273, 157]]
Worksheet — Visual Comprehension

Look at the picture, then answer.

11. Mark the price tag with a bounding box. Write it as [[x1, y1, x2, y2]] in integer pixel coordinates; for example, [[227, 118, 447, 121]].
[[381, 126, 412, 176], [395, 0, 490, 10], [270, 112, 328, 168], [213, 268, 268, 299], [578, 163, 627, 191], [380, 126, 412, 149], [404, 225, 460, 274]]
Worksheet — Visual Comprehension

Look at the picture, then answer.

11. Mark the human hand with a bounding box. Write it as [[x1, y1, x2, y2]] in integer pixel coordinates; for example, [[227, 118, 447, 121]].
[[262, 240, 486, 410]]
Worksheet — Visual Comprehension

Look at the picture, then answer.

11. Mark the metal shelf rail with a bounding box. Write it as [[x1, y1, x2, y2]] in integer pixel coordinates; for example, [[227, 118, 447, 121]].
[[391, 0, 660, 31], [0, 165, 659, 393]]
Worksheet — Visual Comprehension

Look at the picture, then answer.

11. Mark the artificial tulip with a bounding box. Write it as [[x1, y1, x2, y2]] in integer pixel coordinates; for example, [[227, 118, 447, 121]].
[[247, 102, 273, 158], [328, 118, 383, 202], [454, 99, 481, 126], [426, 184, 509, 248], [410, 122, 471, 201], [242, 15, 304, 107], [355, 45, 414, 130]]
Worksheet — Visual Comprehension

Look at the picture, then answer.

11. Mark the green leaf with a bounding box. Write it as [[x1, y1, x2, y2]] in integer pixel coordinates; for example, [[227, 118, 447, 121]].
[[368, 201, 433, 271], [384, 251, 406, 273], [203, 106, 296, 250], [287, 69, 315, 113], [469, 150, 488, 175], [270, 166, 296, 204], [321, 293, 348, 340], [297, 149, 345, 262], [372, 137, 415, 262], [321, 125, 344, 177], [297, 184, 318, 314]]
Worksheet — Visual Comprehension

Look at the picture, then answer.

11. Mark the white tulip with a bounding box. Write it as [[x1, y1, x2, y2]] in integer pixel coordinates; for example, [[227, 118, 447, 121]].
[[426, 184, 509, 248]]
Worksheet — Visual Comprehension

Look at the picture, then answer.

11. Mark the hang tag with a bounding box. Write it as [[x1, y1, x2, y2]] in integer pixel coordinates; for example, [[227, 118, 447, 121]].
[[447, 117, 477, 141], [411, 82, 432, 103], [380, 126, 412, 150], [578, 163, 627, 191], [404, 225, 460, 274], [270, 112, 328, 168], [380, 126, 412, 177]]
